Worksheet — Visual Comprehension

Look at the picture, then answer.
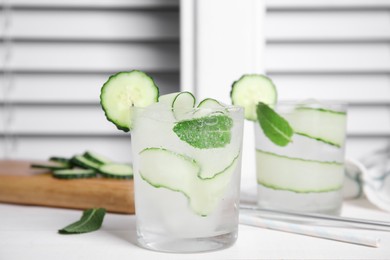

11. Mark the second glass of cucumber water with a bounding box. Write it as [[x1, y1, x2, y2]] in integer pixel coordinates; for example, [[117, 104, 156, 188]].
[[255, 100, 347, 214], [131, 93, 244, 253]]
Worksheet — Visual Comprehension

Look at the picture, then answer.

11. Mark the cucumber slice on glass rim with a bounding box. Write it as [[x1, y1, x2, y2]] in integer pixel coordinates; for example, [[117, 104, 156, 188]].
[[100, 70, 159, 132], [231, 74, 277, 121], [159, 91, 196, 120], [197, 98, 225, 109]]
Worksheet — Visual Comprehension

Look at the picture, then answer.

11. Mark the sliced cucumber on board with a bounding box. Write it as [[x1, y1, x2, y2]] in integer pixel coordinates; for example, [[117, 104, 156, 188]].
[[71, 155, 101, 171], [138, 147, 237, 216], [100, 70, 159, 132], [231, 74, 277, 121], [98, 163, 133, 179], [53, 169, 97, 179], [285, 107, 347, 147], [31, 162, 71, 171], [83, 151, 112, 165], [256, 149, 344, 193]]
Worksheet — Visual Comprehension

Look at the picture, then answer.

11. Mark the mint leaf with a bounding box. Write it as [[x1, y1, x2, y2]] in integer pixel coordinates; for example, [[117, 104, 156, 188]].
[[59, 208, 106, 234], [173, 114, 233, 149], [256, 102, 293, 146]]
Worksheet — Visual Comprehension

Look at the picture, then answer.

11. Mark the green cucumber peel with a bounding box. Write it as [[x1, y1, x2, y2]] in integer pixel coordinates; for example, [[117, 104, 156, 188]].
[[59, 208, 106, 234], [295, 132, 341, 148], [296, 106, 346, 115], [256, 149, 343, 166], [173, 114, 233, 149], [53, 169, 97, 179], [256, 102, 293, 147], [258, 182, 342, 193], [138, 147, 239, 216]]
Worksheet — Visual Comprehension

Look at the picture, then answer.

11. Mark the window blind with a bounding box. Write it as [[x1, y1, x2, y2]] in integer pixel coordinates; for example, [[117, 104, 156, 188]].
[[0, 0, 180, 161], [2, 0, 389, 161], [265, 0, 390, 159]]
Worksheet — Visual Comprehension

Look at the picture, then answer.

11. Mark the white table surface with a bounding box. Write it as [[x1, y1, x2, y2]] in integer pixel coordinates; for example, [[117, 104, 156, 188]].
[[1, 198, 389, 260]]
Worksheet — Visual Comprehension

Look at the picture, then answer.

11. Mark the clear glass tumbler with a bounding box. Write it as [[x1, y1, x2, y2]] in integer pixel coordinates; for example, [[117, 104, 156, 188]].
[[131, 105, 244, 253], [255, 100, 347, 214]]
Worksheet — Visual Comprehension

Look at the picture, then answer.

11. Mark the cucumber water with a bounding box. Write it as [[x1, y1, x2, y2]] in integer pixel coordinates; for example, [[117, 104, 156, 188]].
[[254, 100, 347, 214], [130, 91, 244, 250]]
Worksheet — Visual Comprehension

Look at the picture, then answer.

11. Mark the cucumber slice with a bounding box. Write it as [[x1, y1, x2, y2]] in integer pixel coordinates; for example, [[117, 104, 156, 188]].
[[49, 157, 71, 164], [192, 98, 226, 119], [231, 74, 277, 121], [139, 148, 237, 216], [71, 155, 101, 170], [197, 98, 225, 109], [53, 169, 97, 179], [98, 163, 133, 179], [285, 107, 347, 147], [83, 151, 112, 165], [31, 161, 71, 171], [159, 91, 196, 120], [100, 70, 159, 132], [256, 149, 344, 193]]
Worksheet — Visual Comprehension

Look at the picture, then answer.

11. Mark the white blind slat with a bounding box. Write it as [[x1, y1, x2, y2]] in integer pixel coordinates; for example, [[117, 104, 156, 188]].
[[266, 43, 390, 72], [0, 106, 118, 135], [267, 0, 390, 8], [3, 74, 178, 103], [0, 43, 180, 72], [2, 0, 179, 8], [273, 74, 390, 104], [0, 10, 179, 40], [266, 11, 390, 41], [0, 137, 132, 162]]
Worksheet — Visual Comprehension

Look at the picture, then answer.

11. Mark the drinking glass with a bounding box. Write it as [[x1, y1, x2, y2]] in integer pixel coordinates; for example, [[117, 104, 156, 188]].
[[131, 105, 244, 253], [255, 100, 347, 214]]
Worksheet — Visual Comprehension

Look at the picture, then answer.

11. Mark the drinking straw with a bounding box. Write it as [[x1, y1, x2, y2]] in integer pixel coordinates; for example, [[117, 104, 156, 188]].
[[239, 214, 380, 248], [240, 205, 390, 231]]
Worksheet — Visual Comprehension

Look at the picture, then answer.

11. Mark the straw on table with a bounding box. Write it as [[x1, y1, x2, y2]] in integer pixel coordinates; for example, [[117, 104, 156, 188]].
[[239, 214, 380, 248]]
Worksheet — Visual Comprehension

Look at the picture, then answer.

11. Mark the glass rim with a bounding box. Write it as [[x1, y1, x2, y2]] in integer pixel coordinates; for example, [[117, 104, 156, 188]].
[[130, 104, 244, 113], [277, 99, 348, 106]]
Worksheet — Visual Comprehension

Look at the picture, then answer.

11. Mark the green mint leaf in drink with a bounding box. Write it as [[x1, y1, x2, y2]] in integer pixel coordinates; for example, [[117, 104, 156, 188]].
[[256, 102, 293, 147], [173, 114, 233, 149], [59, 208, 106, 234]]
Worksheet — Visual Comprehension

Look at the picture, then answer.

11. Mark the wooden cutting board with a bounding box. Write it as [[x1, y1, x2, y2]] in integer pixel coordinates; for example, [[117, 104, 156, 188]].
[[0, 160, 134, 214]]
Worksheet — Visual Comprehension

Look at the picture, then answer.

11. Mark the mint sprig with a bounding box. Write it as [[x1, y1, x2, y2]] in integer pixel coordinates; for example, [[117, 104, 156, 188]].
[[173, 114, 233, 149], [256, 102, 293, 146], [59, 208, 106, 234]]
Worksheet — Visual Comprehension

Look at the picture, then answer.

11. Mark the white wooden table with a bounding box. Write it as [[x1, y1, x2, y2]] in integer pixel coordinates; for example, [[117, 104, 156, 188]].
[[1, 198, 389, 260]]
